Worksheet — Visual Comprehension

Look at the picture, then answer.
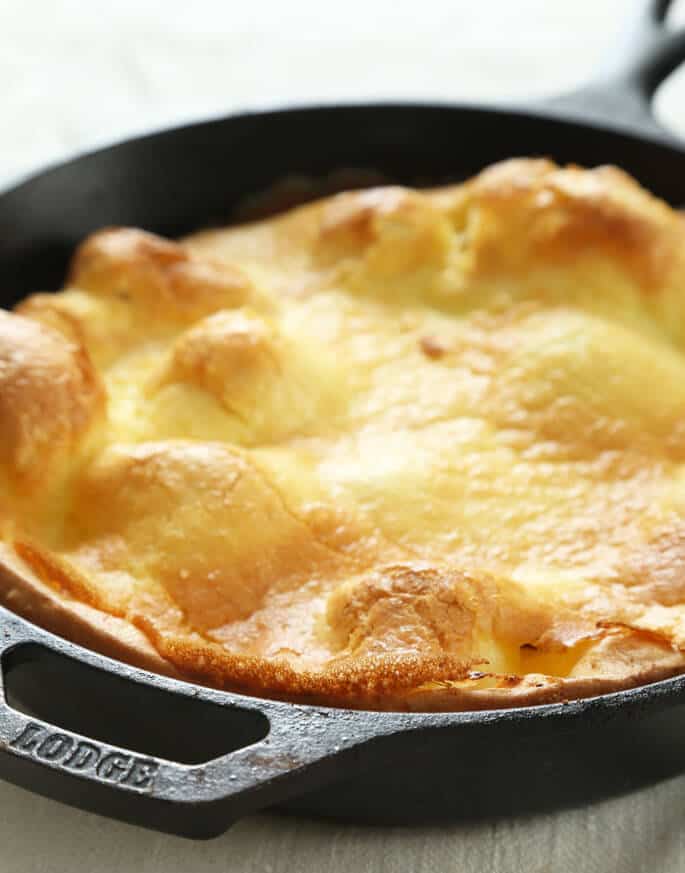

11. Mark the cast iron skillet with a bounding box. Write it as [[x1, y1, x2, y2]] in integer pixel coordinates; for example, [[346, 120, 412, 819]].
[[2, 0, 685, 840]]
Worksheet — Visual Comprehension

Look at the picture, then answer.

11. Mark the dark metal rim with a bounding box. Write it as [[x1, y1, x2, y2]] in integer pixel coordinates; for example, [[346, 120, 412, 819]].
[[3, 96, 685, 201]]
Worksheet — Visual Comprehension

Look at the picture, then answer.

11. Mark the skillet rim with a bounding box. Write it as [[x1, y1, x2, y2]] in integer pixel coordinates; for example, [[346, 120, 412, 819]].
[[2, 96, 685, 200]]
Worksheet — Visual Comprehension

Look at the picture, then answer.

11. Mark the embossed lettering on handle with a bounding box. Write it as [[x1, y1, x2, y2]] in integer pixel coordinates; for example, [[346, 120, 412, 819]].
[[10, 721, 159, 790]]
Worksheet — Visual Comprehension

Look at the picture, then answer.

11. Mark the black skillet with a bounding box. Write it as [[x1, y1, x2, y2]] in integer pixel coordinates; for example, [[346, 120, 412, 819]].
[[2, 0, 685, 840]]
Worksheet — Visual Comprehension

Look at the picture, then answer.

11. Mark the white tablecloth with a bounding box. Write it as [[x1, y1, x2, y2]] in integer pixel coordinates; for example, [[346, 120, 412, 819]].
[[3, 1, 685, 870]]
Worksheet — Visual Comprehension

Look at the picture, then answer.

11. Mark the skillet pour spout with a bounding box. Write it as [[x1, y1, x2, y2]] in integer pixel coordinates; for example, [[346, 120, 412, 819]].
[[2, 0, 685, 838]]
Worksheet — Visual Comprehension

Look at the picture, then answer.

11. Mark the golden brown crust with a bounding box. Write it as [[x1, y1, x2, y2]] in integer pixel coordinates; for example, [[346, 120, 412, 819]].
[[2, 539, 682, 711], [456, 159, 681, 287], [70, 227, 253, 316], [0, 311, 104, 493], [5, 159, 685, 711], [0, 544, 180, 679]]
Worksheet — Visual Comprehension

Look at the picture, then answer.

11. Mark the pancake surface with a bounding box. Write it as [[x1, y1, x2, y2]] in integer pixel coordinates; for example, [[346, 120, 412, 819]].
[[4, 158, 685, 710]]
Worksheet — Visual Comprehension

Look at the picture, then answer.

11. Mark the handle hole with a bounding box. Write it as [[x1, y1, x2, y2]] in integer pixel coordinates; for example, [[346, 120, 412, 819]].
[[666, 0, 685, 25], [2, 644, 269, 765], [653, 66, 685, 138]]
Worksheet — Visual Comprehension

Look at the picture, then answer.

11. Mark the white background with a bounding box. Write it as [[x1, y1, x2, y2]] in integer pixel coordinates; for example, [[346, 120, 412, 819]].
[[2, 1, 685, 870]]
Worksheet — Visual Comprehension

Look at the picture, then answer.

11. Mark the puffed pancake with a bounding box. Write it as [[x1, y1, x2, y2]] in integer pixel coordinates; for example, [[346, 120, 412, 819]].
[[4, 158, 685, 711]]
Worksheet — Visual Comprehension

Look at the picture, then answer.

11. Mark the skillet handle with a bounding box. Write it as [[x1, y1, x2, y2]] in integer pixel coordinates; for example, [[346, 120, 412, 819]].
[[545, 0, 685, 138], [0, 609, 376, 838]]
